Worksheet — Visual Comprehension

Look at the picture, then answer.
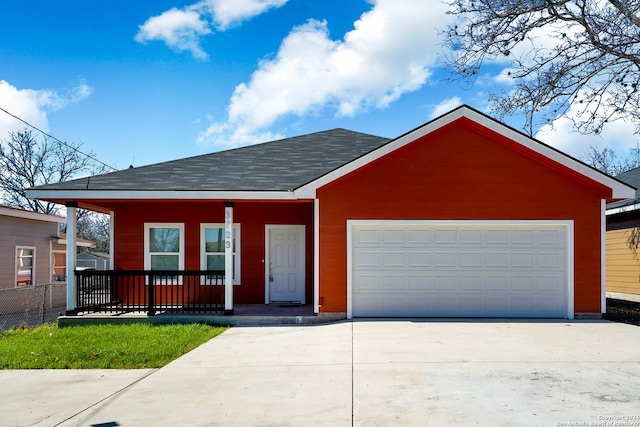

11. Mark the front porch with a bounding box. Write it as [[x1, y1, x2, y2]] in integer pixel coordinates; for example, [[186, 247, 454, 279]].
[[62, 269, 343, 326]]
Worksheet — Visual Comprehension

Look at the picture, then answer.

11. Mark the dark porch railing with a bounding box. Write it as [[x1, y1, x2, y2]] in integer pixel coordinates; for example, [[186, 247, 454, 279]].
[[75, 270, 226, 315]]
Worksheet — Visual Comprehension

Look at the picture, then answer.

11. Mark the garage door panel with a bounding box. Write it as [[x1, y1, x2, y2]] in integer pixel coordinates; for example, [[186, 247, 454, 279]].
[[512, 230, 534, 244], [407, 295, 432, 314], [381, 274, 407, 290], [460, 275, 483, 290], [538, 251, 562, 268], [354, 250, 380, 268], [485, 296, 509, 313], [486, 275, 509, 290], [354, 229, 381, 245], [486, 229, 509, 244], [351, 223, 569, 318], [381, 229, 406, 244], [383, 251, 407, 267], [539, 229, 563, 245], [429, 295, 459, 314], [537, 295, 564, 315], [538, 275, 563, 292], [486, 252, 509, 267], [435, 229, 457, 243], [512, 275, 535, 290], [434, 274, 457, 290], [460, 251, 483, 267], [512, 252, 535, 268], [408, 274, 432, 290], [435, 252, 457, 267], [352, 294, 382, 316], [353, 273, 381, 291], [511, 296, 536, 313], [408, 251, 432, 267], [408, 229, 432, 244], [384, 294, 409, 312], [459, 229, 483, 244]]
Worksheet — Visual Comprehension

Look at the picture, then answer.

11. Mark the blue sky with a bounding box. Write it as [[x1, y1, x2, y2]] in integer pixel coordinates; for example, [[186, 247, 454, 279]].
[[1, 0, 637, 171]]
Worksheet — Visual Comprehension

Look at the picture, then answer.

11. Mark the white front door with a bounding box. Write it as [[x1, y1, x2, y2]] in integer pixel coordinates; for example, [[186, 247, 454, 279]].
[[267, 225, 305, 303]]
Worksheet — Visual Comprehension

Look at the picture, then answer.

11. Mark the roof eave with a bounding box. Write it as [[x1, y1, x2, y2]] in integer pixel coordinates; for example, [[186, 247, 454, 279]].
[[25, 189, 301, 202], [0, 205, 66, 223], [606, 202, 640, 216]]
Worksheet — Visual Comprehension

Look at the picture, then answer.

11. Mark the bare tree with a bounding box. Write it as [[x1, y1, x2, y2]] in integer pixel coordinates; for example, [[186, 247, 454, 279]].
[[77, 212, 110, 253], [0, 129, 105, 215], [583, 143, 640, 175], [444, 0, 640, 136]]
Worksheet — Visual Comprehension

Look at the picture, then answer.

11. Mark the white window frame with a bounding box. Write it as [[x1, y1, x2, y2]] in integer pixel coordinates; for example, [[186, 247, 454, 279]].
[[144, 223, 185, 285], [15, 246, 35, 287], [201, 223, 241, 285]]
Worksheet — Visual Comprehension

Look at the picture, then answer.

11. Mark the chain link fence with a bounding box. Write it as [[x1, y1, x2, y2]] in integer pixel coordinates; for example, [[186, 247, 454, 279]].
[[0, 284, 66, 330]]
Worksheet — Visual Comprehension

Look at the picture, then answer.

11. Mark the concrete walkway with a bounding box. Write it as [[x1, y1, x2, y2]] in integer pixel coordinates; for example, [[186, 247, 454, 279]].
[[1, 320, 640, 426]]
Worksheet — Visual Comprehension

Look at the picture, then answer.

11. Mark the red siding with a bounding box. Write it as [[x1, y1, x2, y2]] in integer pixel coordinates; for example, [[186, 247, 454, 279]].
[[111, 201, 314, 304], [317, 119, 611, 314]]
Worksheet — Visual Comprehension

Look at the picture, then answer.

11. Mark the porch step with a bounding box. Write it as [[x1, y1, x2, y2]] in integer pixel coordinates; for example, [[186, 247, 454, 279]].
[[57, 312, 347, 327]]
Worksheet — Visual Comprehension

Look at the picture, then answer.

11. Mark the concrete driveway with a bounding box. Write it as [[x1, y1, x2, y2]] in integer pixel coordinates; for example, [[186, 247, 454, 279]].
[[1, 320, 640, 426]]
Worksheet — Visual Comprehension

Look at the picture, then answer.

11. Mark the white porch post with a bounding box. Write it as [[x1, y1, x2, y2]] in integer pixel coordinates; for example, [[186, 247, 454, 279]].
[[224, 202, 234, 314], [601, 199, 606, 315], [314, 198, 320, 314], [65, 202, 78, 315], [109, 211, 114, 270]]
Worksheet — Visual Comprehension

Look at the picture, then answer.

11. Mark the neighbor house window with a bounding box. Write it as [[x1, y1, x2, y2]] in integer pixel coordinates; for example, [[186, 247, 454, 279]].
[[144, 223, 184, 283], [16, 246, 35, 287], [201, 223, 240, 285]]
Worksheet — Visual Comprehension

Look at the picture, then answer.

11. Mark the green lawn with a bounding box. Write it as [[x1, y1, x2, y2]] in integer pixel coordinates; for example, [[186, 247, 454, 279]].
[[0, 323, 228, 369]]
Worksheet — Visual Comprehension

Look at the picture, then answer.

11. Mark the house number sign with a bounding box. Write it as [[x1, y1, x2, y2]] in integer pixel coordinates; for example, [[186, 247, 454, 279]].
[[224, 207, 232, 250]]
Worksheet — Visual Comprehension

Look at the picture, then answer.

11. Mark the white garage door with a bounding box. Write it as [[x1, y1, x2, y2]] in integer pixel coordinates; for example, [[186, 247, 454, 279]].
[[349, 221, 572, 318]]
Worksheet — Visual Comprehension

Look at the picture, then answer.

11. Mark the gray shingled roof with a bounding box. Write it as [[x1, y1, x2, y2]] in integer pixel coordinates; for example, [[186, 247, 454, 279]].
[[608, 167, 640, 210], [32, 129, 390, 192]]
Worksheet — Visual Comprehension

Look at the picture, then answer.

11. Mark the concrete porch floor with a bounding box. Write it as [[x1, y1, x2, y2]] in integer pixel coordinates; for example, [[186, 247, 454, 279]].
[[57, 304, 346, 327]]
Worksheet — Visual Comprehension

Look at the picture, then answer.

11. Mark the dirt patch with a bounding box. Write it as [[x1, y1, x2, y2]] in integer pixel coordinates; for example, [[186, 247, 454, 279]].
[[603, 298, 640, 326]]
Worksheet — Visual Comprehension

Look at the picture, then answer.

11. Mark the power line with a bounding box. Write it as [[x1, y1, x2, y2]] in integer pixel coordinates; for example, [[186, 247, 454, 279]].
[[0, 106, 116, 171]]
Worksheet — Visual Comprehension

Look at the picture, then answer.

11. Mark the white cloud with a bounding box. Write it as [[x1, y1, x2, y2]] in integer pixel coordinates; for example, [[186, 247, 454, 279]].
[[135, 8, 212, 60], [199, 0, 454, 148], [0, 80, 93, 141], [535, 94, 640, 160], [199, 0, 288, 30], [430, 97, 463, 120], [135, 0, 288, 60]]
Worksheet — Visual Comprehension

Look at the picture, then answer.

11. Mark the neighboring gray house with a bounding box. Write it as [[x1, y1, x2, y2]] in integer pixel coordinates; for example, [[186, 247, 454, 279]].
[[77, 252, 110, 270], [0, 205, 66, 289]]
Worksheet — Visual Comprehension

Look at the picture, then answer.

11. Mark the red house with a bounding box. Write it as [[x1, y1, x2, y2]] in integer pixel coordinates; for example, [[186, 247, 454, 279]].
[[27, 106, 634, 319]]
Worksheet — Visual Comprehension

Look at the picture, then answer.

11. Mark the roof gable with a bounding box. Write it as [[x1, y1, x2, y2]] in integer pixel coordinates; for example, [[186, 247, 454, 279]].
[[295, 106, 635, 200]]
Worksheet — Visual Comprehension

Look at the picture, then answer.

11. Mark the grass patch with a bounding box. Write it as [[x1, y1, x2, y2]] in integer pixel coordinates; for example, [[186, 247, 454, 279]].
[[0, 323, 228, 369]]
